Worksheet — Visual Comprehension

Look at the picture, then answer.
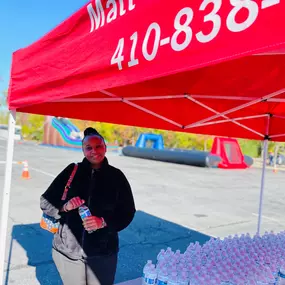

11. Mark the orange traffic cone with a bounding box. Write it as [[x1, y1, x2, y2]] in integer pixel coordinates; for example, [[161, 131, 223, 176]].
[[21, 160, 30, 179], [273, 165, 278, 173]]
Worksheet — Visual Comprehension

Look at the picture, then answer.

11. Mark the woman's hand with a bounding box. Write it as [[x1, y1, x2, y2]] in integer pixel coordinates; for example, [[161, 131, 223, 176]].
[[63, 197, 85, 212], [83, 216, 106, 232]]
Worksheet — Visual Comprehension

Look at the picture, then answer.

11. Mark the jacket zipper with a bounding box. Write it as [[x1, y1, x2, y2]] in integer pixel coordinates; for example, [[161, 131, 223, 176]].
[[81, 169, 94, 258]]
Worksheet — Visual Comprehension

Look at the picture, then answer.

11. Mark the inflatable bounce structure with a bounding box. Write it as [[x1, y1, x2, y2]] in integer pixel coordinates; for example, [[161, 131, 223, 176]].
[[210, 137, 251, 169], [122, 133, 253, 169], [135, 133, 164, 149], [43, 116, 82, 148], [43, 116, 118, 151]]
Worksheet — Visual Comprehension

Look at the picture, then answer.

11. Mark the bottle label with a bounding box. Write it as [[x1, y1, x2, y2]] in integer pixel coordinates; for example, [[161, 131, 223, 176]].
[[279, 274, 285, 285], [157, 280, 167, 285], [79, 207, 91, 219], [280, 271, 285, 279], [145, 278, 156, 285]]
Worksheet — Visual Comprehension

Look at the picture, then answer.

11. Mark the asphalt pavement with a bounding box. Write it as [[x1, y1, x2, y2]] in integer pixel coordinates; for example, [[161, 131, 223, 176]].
[[0, 139, 284, 284]]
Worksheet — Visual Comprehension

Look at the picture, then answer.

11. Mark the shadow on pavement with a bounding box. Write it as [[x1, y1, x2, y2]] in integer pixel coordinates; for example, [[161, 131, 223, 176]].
[[7, 211, 211, 284]]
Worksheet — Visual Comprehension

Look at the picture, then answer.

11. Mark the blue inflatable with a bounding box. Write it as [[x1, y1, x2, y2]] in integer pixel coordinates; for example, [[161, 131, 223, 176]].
[[135, 133, 164, 150], [123, 133, 221, 167]]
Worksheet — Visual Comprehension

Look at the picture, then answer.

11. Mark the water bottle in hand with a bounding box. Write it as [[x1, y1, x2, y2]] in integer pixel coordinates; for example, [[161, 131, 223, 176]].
[[78, 205, 94, 234]]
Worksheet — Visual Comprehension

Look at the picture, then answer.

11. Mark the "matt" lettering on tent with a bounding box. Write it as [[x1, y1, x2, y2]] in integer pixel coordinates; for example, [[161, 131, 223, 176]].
[[87, 0, 136, 33]]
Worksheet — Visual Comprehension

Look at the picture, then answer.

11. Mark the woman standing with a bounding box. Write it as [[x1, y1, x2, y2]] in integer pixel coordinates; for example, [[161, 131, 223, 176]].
[[40, 127, 136, 285]]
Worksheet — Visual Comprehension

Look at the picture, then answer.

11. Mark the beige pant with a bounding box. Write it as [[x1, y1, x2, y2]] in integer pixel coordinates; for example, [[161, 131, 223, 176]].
[[52, 248, 117, 285]]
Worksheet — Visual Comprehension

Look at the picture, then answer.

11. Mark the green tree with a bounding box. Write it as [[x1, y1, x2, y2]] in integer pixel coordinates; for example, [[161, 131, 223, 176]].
[[0, 90, 8, 124], [17, 116, 283, 158], [21, 114, 45, 141]]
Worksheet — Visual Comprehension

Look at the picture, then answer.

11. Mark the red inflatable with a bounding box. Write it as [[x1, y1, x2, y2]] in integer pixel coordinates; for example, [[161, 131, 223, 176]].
[[210, 137, 248, 169]]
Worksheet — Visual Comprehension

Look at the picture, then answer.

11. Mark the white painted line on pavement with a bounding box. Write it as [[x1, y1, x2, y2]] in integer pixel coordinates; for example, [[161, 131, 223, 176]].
[[0, 161, 19, 164], [252, 213, 281, 223], [0, 161, 56, 178], [28, 166, 56, 178]]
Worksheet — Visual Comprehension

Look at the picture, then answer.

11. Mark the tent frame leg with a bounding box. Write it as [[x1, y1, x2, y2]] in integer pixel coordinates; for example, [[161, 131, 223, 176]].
[[257, 115, 270, 235], [257, 139, 268, 235], [0, 111, 16, 285]]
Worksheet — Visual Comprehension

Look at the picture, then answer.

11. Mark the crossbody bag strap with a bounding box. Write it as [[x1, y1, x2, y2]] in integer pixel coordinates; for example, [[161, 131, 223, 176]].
[[61, 163, 78, 201]]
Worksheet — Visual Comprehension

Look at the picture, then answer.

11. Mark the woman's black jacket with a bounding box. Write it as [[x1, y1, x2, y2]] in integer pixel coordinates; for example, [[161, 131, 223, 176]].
[[40, 157, 136, 259]]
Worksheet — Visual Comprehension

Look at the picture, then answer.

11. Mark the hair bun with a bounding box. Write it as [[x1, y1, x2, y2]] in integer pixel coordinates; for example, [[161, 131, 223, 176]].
[[83, 127, 100, 137]]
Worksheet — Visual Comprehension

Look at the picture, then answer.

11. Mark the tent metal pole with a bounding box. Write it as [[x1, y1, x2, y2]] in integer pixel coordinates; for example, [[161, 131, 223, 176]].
[[257, 115, 270, 235], [0, 111, 16, 285]]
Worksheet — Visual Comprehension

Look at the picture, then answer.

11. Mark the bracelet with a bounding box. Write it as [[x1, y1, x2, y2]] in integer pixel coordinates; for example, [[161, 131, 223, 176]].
[[101, 217, 107, 228], [63, 203, 68, 212]]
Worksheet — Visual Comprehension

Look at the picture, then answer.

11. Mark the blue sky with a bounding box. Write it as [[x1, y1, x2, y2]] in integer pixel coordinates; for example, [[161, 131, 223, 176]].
[[0, 0, 88, 93]]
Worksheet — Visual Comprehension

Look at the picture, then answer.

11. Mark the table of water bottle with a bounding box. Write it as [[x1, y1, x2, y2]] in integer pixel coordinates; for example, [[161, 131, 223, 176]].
[[142, 231, 285, 285]]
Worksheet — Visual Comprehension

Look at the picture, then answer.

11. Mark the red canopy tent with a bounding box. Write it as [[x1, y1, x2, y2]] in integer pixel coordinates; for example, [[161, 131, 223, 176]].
[[2, 0, 285, 283]]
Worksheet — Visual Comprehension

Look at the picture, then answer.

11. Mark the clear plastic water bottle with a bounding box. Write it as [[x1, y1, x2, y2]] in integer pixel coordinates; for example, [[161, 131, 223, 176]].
[[142, 260, 153, 284], [78, 205, 92, 218], [157, 268, 168, 285], [178, 271, 189, 285], [157, 249, 165, 262], [144, 266, 157, 285], [142, 230, 285, 285], [156, 260, 166, 274], [78, 205, 93, 234], [279, 260, 285, 284], [167, 272, 179, 285]]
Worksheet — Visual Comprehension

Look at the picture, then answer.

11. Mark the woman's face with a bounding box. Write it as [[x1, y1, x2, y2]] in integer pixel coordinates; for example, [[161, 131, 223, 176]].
[[82, 135, 106, 166]]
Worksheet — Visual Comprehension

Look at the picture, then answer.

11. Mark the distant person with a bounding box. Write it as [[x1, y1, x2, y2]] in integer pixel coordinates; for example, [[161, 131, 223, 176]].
[[40, 127, 136, 285], [269, 152, 274, 166], [277, 153, 282, 165]]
